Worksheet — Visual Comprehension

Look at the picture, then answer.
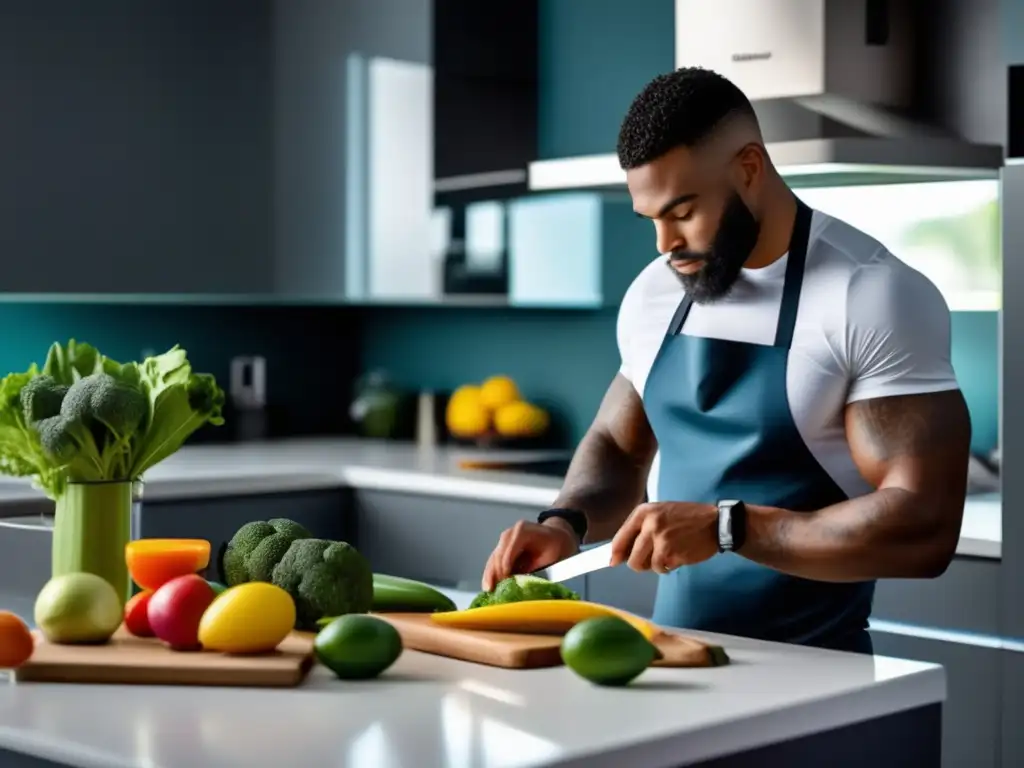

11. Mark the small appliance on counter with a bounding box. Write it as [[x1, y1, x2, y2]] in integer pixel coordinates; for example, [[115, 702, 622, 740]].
[[349, 370, 403, 439], [228, 355, 269, 441]]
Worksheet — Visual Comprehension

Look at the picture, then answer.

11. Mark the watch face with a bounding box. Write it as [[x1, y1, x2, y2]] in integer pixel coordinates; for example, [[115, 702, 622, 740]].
[[718, 508, 733, 550]]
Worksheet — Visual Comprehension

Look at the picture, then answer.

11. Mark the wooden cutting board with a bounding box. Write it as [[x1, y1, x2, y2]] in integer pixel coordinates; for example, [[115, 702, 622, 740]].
[[13, 626, 316, 687], [373, 613, 728, 669]]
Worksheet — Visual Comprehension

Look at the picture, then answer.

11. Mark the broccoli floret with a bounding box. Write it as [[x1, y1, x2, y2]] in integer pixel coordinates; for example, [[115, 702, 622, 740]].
[[61, 373, 147, 439], [470, 575, 580, 608], [19, 376, 68, 424], [222, 518, 312, 586], [271, 538, 374, 630], [32, 373, 149, 478]]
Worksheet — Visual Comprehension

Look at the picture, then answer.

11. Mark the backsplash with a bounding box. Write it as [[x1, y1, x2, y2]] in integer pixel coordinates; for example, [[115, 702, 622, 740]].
[[361, 307, 998, 456], [0, 303, 362, 440]]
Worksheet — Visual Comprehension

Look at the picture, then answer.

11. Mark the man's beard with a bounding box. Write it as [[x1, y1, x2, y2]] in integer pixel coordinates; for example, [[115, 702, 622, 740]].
[[669, 191, 761, 304]]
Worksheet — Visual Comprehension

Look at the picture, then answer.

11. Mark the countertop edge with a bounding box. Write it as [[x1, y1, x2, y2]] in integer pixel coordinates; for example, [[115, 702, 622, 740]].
[[559, 667, 946, 768]]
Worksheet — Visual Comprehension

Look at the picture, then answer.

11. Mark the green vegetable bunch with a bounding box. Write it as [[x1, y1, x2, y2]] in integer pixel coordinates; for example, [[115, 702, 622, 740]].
[[221, 518, 374, 630], [0, 340, 225, 499], [469, 574, 581, 609]]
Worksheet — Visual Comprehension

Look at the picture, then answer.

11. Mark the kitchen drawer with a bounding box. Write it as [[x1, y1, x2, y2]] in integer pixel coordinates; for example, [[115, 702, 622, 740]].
[[0, 516, 54, 604], [871, 556, 1000, 635], [352, 490, 586, 597], [142, 489, 354, 579], [870, 629, 1000, 768]]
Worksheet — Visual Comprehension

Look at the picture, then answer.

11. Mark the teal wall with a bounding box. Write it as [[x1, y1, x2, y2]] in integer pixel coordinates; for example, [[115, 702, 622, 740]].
[[361, 0, 1001, 456]]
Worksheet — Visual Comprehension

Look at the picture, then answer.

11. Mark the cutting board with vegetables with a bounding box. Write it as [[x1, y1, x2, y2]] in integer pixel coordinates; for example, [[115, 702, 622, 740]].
[[375, 613, 726, 670], [13, 626, 316, 687]]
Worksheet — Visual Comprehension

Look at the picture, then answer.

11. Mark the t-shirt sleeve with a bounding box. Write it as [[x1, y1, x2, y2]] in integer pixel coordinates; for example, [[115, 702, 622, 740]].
[[844, 257, 960, 404], [616, 268, 645, 385]]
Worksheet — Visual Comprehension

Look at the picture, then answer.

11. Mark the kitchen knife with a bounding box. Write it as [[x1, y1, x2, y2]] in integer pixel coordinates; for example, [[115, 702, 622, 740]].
[[531, 541, 614, 583]]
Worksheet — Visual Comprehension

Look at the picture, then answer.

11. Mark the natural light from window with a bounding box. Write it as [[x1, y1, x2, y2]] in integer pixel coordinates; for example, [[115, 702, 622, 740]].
[[798, 179, 1001, 312]]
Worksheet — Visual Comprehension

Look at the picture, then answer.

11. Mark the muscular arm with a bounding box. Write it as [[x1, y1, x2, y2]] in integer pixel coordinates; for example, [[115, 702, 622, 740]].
[[547, 373, 658, 543], [739, 389, 971, 581]]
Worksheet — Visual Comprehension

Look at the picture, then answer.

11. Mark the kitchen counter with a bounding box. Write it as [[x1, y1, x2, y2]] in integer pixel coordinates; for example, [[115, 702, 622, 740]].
[[0, 437, 1001, 559], [0, 585, 945, 768]]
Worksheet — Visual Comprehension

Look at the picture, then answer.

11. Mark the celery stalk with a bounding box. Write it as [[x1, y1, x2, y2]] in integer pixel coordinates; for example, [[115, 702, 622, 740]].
[[51, 480, 139, 607]]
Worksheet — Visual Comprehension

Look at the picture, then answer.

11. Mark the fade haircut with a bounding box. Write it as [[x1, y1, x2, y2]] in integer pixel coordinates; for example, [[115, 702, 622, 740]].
[[616, 67, 758, 170]]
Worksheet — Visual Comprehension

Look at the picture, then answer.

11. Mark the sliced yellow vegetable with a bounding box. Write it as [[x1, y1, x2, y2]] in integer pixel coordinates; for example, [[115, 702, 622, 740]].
[[429, 600, 658, 639]]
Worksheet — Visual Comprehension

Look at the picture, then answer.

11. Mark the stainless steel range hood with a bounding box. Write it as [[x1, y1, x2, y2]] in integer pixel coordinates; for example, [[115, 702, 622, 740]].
[[529, 0, 1005, 192]]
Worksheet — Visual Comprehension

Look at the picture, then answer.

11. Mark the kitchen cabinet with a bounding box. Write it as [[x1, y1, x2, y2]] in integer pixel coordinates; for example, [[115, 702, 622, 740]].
[[140, 489, 354, 578], [1002, 650, 1024, 767], [432, 0, 538, 201], [0, 0, 277, 298], [869, 630, 1000, 768], [871, 557, 1001, 635], [506, 191, 653, 309], [0, 489, 352, 616], [0, 516, 54, 616], [351, 490, 586, 597], [584, 557, 659, 618]]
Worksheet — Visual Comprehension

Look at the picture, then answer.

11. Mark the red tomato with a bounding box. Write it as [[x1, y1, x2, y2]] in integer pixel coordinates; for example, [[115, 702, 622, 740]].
[[124, 590, 156, 637]]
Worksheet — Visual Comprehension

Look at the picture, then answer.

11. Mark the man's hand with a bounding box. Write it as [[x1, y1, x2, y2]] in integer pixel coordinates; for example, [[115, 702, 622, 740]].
[[481, 520, 579, 591], [609, 501, 719, 574]]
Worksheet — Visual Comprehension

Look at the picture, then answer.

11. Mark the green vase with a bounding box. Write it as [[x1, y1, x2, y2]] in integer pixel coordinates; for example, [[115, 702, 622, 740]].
[[51, 480, 143, 607]]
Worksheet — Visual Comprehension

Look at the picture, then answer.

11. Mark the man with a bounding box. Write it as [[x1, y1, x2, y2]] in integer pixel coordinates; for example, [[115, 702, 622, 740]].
[[481, 67, 971, 655]]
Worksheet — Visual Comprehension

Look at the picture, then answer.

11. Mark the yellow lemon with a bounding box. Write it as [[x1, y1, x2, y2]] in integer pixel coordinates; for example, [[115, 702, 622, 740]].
[[198, 582, 296, 654], [446, 388, 491, 438], [494, 401, 550, 438], [448, 384, 482, 405], [480, 375, 521, 410]]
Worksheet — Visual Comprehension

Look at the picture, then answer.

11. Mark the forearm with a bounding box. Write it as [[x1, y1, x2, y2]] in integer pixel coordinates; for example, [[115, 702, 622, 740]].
[[741, 488, 963, 582], [551, 430, 649, 543]]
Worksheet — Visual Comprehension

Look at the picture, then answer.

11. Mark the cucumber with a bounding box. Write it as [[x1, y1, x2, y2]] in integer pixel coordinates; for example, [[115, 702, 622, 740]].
[[316, 574, 456, 627], [371, 574, 457, 613]]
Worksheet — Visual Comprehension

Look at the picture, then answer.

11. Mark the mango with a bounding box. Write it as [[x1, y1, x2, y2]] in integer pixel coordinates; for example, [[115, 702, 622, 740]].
[[198, 582, 296, 654]]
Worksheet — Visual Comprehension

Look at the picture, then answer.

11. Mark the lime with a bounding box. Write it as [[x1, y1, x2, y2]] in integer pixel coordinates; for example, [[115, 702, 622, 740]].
[[314, 615, 403, 680], [560, 616, 659, 686]]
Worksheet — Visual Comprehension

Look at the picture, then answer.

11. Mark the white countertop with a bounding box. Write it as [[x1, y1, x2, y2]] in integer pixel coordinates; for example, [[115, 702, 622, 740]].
[[0, 585, 945, 768], [0, 437, 1001, 559]]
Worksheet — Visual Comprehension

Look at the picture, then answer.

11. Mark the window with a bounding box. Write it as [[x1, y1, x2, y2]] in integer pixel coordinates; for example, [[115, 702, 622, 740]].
[[798, 179, 1001, 311]]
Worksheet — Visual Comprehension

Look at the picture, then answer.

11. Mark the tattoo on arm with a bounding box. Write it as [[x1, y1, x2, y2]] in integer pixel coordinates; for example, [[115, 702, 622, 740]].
[[553, 374, 658, 542], [744, 389, 971, 581]]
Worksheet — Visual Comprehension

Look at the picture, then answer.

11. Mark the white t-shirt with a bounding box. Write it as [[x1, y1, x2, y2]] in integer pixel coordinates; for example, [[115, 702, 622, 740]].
[[617, 209, 961, 502]]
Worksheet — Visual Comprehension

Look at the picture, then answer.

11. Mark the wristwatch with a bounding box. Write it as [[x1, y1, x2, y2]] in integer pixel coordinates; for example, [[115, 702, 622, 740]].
[[537, 508, 587, 543], [717, 499, 747, 552]]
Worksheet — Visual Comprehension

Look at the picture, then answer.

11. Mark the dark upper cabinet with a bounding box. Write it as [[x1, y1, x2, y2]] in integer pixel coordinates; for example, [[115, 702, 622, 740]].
[[432, 0, 538, 203]]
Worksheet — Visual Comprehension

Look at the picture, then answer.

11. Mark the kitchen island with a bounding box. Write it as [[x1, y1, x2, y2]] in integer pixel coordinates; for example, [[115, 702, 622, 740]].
[[0, 587, 945, 768], [0, 437, 995, 766]]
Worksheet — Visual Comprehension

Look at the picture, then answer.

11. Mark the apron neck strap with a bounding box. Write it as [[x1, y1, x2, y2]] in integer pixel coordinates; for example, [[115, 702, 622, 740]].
[[666, 196, 813, 348], [773, 197, 813, 349]]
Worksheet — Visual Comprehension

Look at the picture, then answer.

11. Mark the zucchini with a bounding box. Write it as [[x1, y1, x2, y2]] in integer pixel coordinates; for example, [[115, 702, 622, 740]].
[[372, 574, 457, 613]]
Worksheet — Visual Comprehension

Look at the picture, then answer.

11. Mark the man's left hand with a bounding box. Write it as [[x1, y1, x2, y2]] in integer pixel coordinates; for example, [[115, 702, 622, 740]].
[[609, 502, 719, 574]]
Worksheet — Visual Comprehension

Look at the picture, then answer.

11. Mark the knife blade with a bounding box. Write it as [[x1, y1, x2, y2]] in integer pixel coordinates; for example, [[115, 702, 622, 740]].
[[531, 541, 615, 583]]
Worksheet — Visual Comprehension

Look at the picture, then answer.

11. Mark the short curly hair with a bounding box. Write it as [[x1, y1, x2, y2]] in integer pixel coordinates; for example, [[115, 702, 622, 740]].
[[616, 67, 758, 170]]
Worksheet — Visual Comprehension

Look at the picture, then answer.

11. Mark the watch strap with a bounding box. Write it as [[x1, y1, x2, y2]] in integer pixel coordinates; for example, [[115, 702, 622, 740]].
[[537, 508, 587, 542]]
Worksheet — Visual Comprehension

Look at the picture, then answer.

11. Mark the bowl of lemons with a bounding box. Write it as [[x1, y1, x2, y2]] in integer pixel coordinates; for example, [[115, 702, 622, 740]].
[[444, 375, 552, 448]]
